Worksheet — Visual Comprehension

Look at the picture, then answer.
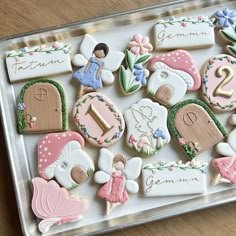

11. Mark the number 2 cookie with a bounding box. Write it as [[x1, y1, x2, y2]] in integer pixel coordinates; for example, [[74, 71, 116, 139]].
[[202, 54, 236, 112]]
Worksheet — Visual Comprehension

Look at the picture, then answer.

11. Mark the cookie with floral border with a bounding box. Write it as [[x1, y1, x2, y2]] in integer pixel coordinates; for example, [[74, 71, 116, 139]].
[[17, 78, 67, 133], [154, 16, 215, 50], [38, 131, 94, 190], [214, 8, 236, 57], [124, 98, 170, 156], [147, 50, 200, 107], [6, 42, 72, 83], [119, 33, 153, 95], [168, 99, 226, 159], [73, 92, 125, 147], [201, 54, 236, 112], [31, 177, 88, 233], [142, 159, 208, 196]]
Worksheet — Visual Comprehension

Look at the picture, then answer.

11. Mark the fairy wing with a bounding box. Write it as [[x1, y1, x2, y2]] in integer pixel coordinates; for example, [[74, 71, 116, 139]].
[[103, 51, 125, 72], [94, 171, 111, 184], [216, 142, 235, 157], [125, 180, 139, 194]]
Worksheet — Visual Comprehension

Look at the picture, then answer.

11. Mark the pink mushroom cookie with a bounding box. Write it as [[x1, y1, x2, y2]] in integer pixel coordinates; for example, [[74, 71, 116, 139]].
[[38, 131, 94, 190], [147, 50, 201, 107]]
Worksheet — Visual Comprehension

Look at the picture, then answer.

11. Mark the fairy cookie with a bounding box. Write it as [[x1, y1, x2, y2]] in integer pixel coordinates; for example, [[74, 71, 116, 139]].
[[17, 78, 67, 133], [154, 16, 215, 50], [202, 54, 236, 112], [38, 131, 94, 190], [72, 34, 124, 98], [147, 50, 200, 107], [142, 160, 208, 196], [73, 92, 125, 147], [6, 42, 72, 83], [214, 8, 236, 57], [94, 148, 142, 215], [119, 33, 153, 95], [168, 99, 226, 159], [124, 98, 170, 156], [32, 177, 88, 233]]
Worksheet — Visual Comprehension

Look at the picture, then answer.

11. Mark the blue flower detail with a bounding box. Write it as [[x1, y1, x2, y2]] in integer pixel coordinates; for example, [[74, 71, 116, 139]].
[[64, 49, 69, 54], [17, 103, 25, 111], [133, 64, 147, 86], [169, 16, 175, 21], [153, 128, 166, 139], [201, 169, 207, 174], [159, 161, 165, 166], [215, 8, 236, 28], [97, 95, 104, 101], [203, 77, 208, 84], [113, 132, 120, 139], [20, 47, 28, 53]]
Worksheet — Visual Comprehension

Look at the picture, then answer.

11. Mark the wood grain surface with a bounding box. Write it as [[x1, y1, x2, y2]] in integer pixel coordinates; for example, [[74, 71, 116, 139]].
[[1, 0, 236, 235]]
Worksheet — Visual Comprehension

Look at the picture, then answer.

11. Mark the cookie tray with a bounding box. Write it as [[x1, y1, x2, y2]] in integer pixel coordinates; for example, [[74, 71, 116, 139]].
[[1, 0, 236, 235]]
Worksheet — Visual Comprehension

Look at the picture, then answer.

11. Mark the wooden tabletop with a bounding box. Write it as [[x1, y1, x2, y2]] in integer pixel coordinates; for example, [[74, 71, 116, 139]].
[[1, 0, 236, 235]]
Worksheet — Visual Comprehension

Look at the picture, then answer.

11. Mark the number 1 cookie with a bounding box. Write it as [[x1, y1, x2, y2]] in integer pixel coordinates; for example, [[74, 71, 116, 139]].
[[202, 54, 236, 112]]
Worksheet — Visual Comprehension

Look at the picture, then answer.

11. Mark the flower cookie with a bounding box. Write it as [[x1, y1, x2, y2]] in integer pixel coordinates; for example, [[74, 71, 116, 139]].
[[154, 16, 215, 50], [214, 8, 236, 57], [147, 50, 200, 107], [6, 42, 72, 83], [202, 54, 236, 112], [73, 92, 125, 147], [17, 78, 67, 133], [38, 131, 94, 190], [119, 33, 153, 95], [72, 34, 124, 98], [168, 99, 226, 159], [94, 148, 142, 215], [124, 98, 170, 156], [32, 177, 88, 233], [142, 160, 208, 196]]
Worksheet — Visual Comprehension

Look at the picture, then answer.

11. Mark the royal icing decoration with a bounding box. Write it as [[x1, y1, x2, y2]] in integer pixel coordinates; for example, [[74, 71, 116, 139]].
[[72, 34, 124, 97], [119, 33, 153, 95], [31, 177, 88, 233], [202, 54, 236, 112], [154, 16, 215, 50], [147, 50, 200, 107], [17, 79, 67, 133], [73, 92, 125, 147], [6, 42, 72, 83], [94, 148, 142, 215], [124, 98, 170, 156], [142, 160, 208, 196], [38, 131, 94, 190], [215, 8, 236, 57], [168, 99, 226, 159]]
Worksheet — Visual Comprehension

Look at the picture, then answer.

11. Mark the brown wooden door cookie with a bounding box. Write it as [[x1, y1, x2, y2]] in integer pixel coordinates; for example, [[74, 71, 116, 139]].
[[155, 85, 173, 106]]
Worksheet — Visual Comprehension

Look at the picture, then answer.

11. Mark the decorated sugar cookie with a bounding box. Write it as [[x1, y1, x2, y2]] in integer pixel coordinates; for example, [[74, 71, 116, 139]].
[[94, 148, 142, 215], [38, 131, 94, 190], [168, 99, 226, 159], [6, 42, 72, 83], [119, 33, 153, 95], [202, 54, 236, 112], [73, 92, 125, 147], [72, 34, 124, 98], [142, 160, 208, 196], [147, 50, 200, 107], [17, 78, 67, 133], [32, 177, 88, 233], [154, 16, 215, 50], [124, 98, 170, 156], [214, 8, 236, 57]]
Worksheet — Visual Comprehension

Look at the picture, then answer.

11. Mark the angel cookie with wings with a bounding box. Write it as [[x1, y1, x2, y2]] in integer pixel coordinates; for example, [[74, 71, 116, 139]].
[[94, 148, 142, 215], [72, 34, 125, 98]]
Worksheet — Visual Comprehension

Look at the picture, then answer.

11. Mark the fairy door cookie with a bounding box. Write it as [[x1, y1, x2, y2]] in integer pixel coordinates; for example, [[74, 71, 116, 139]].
[[94, 148, 142, 215], [168, 99, 226, 159], [124, 98, 170, 156], [17, 78, 67, 133], [147, 50, 201, 107], [38, 131, 94, 190], [202, 54, 236, 112]]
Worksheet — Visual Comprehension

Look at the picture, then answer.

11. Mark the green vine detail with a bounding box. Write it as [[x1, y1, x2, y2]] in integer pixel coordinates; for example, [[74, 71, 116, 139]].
[[87, 168, 95, 177], [69, 183, 78, 191], [168, 99, 227, 159], [74, 94, 124, 144], [202, 55, 236, 110]]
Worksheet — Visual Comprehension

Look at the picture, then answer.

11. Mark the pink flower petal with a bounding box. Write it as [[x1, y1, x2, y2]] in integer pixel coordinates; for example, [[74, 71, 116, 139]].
[[130, 46, 140, 55], [128, 41, 139, 48], [133, 33, 143, 44]]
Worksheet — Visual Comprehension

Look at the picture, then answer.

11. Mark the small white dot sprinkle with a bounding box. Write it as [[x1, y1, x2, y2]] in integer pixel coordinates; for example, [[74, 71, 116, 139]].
[[44, 147, 48, 151], [44, 159, 47, 162], [62, 134, 66, 137], [173, 60, 176, 62], [48, 140, 51, 143], [167, 54, 170, 57], [176, 52, 179, 56], [161, 58, 164, 60], [193, 71, 196, 74], [189, 68, 192, 71], [39, 152, 42, 154], [39, 145, 42, 149], [58, 137, 61, 140], [69, 134, 72, 136], [45, 136, 48, 139], [40, 159, 43, 162], [178, 57, 180, 60], [43, 141, 45, 144], [48, 152, 51, 156], [39, 164, 42, 168], [43, 154, 45, 157], [185, 60, 188, 63]]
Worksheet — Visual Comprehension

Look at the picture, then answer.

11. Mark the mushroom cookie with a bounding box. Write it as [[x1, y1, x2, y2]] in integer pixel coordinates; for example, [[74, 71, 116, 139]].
[[124, 98, 170, 156], [38, 131, 95, 190], [147, 50, 201, 107], [32, 177, 88, 233]]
